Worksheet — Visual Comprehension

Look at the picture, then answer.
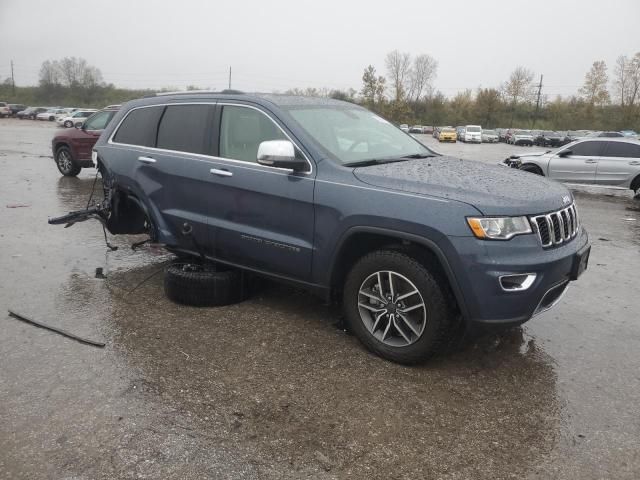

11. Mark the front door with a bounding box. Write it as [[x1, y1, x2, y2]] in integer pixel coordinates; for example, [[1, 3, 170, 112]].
[[548, 140, 605, 184], [206, 103, 316, 281]]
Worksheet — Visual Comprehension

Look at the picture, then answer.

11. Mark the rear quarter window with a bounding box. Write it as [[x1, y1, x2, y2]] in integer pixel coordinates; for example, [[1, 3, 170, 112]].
[[112, 106, 164, 147]]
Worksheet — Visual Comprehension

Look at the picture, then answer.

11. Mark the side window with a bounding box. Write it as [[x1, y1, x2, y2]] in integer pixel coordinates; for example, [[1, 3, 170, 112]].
[[219, 105, 286, 163], [112, 107, 164, 146], [567, 141, 604, 157], [603, 142, 640, 158], [156, 104, 212, 155], [84, 111, 114, 131]]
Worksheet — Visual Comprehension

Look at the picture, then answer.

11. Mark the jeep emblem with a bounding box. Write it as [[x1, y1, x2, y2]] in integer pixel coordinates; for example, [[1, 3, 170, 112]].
[[562, 195, 571, 205]]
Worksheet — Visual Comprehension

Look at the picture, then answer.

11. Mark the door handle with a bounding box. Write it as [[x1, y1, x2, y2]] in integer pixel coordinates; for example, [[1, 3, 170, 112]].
[[210, 168, 233, 177], [584, 159, 598, 164], [629, 161, 640, 166], [137, 156, 156, 164]]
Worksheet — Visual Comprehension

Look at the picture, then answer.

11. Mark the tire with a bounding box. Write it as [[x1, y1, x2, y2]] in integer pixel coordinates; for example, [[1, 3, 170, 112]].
[[631, 175, 640, 199], [64, 120, 73, 128], [164, 263, 246, 307], [343, 249, 456, 364], [74, 122, 83, 128], [55, 146, 81, 176], [520, 163, 543, 175], [49, 116, 55, 121]]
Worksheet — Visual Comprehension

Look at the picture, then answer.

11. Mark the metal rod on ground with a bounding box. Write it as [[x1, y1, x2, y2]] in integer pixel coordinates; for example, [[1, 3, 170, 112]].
[[7, 310, 105, 348]]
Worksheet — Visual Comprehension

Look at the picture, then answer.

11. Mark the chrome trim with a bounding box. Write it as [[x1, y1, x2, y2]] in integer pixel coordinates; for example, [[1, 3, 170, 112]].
[[107, 101, 313, 175], [530, 203, 579, 248], [210, 168, 232, 177], [499, 273, 537, 292], [533, 282, 570, 317]]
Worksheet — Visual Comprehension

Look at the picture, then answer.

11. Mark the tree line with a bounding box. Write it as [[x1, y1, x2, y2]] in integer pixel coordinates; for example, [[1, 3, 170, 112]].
[[1, 53, 639, 131]]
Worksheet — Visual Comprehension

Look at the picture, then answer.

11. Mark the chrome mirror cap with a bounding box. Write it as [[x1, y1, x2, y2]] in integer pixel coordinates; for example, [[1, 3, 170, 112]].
[[257, 140, 295, 166]]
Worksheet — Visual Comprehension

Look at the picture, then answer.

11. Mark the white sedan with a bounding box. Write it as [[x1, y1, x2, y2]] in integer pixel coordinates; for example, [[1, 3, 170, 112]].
[[56, 109, 98, 128], [481, 129, 499, 143], [36, 108, 68, 121]]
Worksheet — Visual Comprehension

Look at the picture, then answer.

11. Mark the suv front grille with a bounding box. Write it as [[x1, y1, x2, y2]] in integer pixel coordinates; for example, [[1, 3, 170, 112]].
[[530, 204, 578, 248]]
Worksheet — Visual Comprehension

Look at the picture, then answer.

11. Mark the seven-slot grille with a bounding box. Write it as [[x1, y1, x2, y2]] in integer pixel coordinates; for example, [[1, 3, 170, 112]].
[[530, 204, 579, 247]]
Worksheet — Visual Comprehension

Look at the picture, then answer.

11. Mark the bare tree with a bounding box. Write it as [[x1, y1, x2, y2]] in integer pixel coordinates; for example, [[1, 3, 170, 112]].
[[385, 50, 412, 102], [39, 60, 61, 87], [408, 54, 438, 102], [580, 60, 610, 106], [503, 66, 535, 105], [613, 55, 630, 106], [57, 57, 103, 88]]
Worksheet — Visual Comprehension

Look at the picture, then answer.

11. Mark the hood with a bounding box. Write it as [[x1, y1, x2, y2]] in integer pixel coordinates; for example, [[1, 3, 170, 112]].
[[508, 150, 550, 159], [353, 156, 571, 216]]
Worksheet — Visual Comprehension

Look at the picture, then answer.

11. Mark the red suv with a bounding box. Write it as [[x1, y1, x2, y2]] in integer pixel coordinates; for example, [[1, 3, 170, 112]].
[[52, 106, 120, 176]]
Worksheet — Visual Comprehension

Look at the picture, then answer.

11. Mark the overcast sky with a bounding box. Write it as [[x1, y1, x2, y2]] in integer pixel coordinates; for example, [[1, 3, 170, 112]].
[[1, 0, 639, 98]]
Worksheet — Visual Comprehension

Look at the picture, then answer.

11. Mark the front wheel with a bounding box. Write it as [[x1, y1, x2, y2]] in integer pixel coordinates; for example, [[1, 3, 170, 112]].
[[55, 146, 81, 176], [63, 120, 73, 128], [343, 249, 456, 364]]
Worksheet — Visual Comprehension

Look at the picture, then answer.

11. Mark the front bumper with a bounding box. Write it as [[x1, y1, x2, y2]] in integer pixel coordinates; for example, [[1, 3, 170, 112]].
[[447, 226, 590, 326]]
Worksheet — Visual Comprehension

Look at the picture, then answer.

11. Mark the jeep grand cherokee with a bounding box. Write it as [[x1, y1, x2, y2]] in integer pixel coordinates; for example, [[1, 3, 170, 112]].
[[62, 92, 592, 364]]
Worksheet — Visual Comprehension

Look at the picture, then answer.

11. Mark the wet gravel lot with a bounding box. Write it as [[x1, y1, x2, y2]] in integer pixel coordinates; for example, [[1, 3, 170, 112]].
[[1, 120, 639, 479]]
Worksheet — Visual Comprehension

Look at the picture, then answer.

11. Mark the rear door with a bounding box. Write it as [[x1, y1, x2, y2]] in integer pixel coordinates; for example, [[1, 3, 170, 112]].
[[206, 103, 316, 281], [596, 141, 640, 186], [548, 140, 605, 183]]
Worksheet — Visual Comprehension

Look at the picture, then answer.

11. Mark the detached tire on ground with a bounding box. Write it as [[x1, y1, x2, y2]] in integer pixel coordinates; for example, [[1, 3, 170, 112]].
[[343, 249, 457, 364], [164, 263, 246, 307]]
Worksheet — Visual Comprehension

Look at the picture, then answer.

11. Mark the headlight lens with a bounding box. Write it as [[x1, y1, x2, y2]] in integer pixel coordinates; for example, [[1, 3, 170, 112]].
[[467, 216, 532, 240]]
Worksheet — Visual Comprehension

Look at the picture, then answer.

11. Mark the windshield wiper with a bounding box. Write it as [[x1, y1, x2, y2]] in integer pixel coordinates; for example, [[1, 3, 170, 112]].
[[401, 153, 435, 159], [344, 157, 411, 167]]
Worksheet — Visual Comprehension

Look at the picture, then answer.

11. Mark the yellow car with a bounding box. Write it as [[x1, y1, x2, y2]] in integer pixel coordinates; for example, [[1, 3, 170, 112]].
[[438, 127, 457, 142]]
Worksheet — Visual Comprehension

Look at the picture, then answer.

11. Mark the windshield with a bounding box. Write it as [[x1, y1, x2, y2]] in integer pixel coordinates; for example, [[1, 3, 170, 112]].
[[287, 106, 431, 165], [543, 131, 557, 136], [483, 130, 496, 135], [466, 126, 481, 132], [515, 130, 531, 135]]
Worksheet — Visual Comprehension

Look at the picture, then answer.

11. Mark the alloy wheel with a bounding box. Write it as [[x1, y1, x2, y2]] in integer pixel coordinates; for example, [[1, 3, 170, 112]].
[[57, 150, 73, 173], [357, 270, 427, 347]]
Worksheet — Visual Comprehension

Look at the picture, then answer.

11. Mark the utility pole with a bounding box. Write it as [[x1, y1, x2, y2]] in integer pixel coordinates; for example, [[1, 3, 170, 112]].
[[10, 60, 15, 95], [532, 74, 543, 128], [228, 66, 231, 89]]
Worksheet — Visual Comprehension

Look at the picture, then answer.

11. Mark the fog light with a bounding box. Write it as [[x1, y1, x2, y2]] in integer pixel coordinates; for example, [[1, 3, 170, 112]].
[[499, 273, 537, 291]]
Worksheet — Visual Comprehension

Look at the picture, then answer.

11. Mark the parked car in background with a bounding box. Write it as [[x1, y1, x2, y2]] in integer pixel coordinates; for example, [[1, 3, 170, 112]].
[[504, 138, 640, 198], [399, 124, 410, 133], [621, 130, 638, 138], [56, 109, 98, 128], [8, 104, 27, 116], [17, 107, 48, 119], [563, 130, 589, 144], [501, 129, 515, 143], [534, 131, 564, 147], [51, 107, 120, 176], [0, 102, 10, 117], [587, 131, 624, 138], [409, 125, 423, 134], [481, 129, 499, 143], [456, 126, 465, 140], [422, 126, 433, 134], [37, 108, 67, 121], [462, 125, 482, 143], [438, 127, 457, 142], [509, 130, 534, 146]]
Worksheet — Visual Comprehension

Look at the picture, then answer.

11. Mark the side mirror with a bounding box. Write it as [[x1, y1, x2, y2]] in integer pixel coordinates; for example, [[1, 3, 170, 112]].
[[558, 150, 572, 157], [257, 140, 307, 172]]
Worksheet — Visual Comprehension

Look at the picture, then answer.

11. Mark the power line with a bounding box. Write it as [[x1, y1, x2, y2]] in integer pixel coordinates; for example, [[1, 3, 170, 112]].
[[10, 60, 15, 95], [533, 74, 543, 128]]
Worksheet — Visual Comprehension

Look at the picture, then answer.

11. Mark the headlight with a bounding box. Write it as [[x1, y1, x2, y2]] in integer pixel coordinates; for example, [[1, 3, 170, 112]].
[[467, 216, 532, 240]]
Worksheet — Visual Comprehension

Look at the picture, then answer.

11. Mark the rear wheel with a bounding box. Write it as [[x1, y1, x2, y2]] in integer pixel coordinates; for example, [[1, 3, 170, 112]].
[[631, 175, 640, 199], [64, 120, 73, 128], [343, 249, 455, 364], [55, 146, 81, 176]]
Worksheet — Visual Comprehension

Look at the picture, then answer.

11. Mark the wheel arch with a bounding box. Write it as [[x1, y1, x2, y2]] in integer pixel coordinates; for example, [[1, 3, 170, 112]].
[[630, 172, 640, 193], [328, 227, 469, 319]]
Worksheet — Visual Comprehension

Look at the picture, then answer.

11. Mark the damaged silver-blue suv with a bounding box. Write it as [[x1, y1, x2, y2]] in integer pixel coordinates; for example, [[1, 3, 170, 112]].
[[61, 91, 591, 363]]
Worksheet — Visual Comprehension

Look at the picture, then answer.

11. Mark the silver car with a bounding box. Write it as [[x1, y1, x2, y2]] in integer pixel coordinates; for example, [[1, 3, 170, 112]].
[[504, 138, 640, 197]]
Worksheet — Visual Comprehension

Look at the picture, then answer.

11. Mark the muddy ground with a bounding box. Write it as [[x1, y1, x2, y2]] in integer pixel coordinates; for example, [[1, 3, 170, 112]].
[[0, 119, 639, 479]]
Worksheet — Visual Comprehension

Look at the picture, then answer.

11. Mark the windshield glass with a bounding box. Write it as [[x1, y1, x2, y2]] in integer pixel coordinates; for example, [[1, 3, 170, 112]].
[[466, 126, 481, 132], [483, 130, 496, 135], [515, 130, 531, 135], [287, 107, 431, 164]]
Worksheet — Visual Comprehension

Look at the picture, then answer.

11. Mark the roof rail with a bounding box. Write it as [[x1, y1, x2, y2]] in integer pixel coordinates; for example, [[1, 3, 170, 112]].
[[153, 89, 245, 97]]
